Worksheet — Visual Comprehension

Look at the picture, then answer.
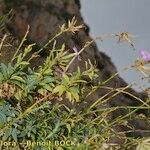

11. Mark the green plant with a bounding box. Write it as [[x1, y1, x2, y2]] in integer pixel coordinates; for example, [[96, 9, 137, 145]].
[[0, 14, 149, 150]]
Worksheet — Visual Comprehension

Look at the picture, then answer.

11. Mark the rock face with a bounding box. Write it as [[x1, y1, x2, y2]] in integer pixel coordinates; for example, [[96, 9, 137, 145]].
[[0, 0, 150, 138]]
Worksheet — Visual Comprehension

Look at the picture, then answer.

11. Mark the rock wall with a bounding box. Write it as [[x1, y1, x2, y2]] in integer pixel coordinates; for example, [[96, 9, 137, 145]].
[[0, 0, 150, 138]]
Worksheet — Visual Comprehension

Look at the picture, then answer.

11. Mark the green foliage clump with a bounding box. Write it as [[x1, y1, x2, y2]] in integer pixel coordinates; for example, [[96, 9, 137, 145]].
[[0, 15, 150, 150]]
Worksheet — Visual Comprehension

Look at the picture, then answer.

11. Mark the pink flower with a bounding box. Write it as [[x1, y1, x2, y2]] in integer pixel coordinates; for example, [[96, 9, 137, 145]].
[[72, 46, 81, 61], [140, 49, 150, 61]]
